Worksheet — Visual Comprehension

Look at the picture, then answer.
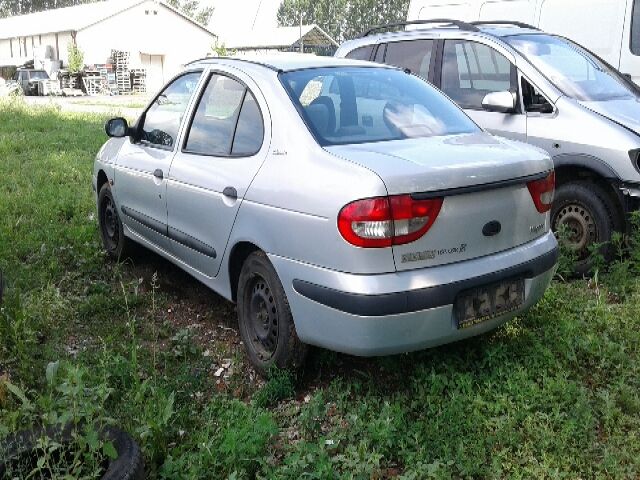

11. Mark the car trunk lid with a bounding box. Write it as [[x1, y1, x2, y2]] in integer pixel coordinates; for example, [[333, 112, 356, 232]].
[[326, 132, 553, 271]]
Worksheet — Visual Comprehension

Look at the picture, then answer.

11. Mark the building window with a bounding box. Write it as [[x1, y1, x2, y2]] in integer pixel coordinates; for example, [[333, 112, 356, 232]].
[[9, 38, 13, 58]]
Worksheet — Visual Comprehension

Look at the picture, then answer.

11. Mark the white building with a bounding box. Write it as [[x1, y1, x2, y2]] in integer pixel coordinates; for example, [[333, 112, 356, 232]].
[[0, 0, 217, 91]]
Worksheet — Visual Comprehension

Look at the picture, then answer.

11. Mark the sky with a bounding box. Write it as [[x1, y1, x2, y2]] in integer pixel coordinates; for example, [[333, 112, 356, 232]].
[[207, 0, 282, 44]]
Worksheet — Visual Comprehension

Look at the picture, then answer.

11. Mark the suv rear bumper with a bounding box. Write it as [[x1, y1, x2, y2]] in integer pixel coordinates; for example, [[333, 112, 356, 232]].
[[269, 232, 558, 356]]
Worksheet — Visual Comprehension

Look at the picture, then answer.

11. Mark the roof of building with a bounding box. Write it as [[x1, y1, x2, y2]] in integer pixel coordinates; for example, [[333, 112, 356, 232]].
[[226, 24, 338, 50], [0, 0, 215, 40], [190, 52, 391, 72]]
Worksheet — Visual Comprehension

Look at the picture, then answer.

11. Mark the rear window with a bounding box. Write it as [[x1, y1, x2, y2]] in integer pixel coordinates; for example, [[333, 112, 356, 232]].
[[29, 71, 49, 80], [280, 67, 479, 146], [345, 45, 374, 61]]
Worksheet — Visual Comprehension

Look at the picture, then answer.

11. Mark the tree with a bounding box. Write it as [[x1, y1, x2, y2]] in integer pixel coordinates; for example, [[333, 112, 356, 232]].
[[67, 43, 84, 73], [277, 0, 410, 43], [165, 0, 214, 26]]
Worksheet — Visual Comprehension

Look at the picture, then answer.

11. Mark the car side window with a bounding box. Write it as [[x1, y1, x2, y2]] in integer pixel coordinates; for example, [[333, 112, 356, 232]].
[[184, 73, 263, 156], [632, 0, 640, 55], [441, 40, 516, 110], [140, 72, 201, 149], [521, 77, 553, 114], [345, 45, 374, 60], [374, 44, 387, 63], [384, 40, 434, 80]]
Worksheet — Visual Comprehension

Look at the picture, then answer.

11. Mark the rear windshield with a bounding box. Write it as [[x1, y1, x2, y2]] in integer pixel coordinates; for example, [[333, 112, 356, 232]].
[[280, 67, 479, 146]]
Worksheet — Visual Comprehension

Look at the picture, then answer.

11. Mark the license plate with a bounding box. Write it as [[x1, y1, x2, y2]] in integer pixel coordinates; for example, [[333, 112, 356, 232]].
[[455, 278, 524, 329]]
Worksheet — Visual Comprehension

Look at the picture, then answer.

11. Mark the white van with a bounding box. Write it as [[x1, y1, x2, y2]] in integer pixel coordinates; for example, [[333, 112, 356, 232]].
[[407, 0, 640, 84]]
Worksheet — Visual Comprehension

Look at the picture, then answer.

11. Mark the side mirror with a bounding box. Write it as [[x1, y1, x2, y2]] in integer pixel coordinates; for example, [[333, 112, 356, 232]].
[[105, 117, 129, 138], [482, 91, 517, 114]]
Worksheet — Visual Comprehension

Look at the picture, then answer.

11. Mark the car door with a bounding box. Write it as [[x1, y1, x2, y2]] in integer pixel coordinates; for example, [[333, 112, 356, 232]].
[[113, 71, 202, 252], [166, 70, 269, 278], [438, 39, 527, 142]]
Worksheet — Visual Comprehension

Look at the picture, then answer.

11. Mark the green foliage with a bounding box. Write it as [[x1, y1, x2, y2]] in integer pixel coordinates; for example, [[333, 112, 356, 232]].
[[165, 0, 214, 25], [67, 43, 85, 74], [277, 0, 411, 43], [253, 369, 296, 408], [0, 0, 97, 17]]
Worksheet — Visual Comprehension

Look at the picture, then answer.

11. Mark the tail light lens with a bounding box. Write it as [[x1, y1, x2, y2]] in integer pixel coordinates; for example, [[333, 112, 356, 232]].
[[338, 195, 443, 248], [527, 171, 555, 213]]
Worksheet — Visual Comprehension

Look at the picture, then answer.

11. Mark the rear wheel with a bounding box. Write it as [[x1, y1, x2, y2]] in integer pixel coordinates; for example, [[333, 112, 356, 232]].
[[551, 181, 616, 276], [98, 183, 134, 261], [237, 251, 307, 375]]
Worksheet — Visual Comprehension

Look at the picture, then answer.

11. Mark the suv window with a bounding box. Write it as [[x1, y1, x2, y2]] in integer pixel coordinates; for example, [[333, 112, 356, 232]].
[[185, 74, 264, 156], [345, 45, 374, 60], [632, 0, 640, 55], [521, 77, 553, 114], [140, 72, 201, 148], [384, 40, 434, 80], [441, 40, 515, 110]]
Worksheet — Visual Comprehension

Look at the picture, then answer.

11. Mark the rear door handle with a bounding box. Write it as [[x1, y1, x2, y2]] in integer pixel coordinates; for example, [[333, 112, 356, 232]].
[[223, 186, 237, 200], [153, 169, 164, 180]]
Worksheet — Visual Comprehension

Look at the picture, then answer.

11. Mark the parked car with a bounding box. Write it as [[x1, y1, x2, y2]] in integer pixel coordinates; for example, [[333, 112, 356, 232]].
[[93, 55, 557, 373], [10, 68, 49, 95], [337, 21, 640, 274], [406, 0, 640, 85]]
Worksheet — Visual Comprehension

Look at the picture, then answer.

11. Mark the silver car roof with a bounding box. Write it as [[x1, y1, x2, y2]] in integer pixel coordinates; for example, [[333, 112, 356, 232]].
[[189, 53, 392, 72], [340, 26, 544, 51]]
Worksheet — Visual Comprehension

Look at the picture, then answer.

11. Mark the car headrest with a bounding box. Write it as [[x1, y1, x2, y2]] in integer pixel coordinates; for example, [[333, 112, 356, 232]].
[[306, 103, 331, 137]]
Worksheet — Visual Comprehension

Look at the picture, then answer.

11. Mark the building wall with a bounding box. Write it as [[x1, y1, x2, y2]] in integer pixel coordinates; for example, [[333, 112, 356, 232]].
[[77, 0, 216, 92], [0, 31, 73, 67]]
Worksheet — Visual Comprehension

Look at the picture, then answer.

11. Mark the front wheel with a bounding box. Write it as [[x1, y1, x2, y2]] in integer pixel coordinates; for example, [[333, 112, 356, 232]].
[[551, 181, 616, 276], [98, 183, 134, 261], [237, 251, 307, 375]]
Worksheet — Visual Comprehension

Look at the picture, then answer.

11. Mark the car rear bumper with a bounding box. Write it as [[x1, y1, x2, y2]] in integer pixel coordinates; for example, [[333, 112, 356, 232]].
[[269, 232, 558, 356]]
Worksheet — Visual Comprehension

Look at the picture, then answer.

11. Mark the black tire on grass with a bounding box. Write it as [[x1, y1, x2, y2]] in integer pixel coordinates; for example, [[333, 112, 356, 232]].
[[0, 425, 145, 480]]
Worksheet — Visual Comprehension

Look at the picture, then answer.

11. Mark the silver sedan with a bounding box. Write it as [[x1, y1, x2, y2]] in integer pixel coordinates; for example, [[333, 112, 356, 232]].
[[93, 55, 558, 374]]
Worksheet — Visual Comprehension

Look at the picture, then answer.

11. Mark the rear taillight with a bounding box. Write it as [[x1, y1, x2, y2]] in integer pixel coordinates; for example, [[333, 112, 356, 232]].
[[527, 171, 555, 213], [338, 195, 443, 248]]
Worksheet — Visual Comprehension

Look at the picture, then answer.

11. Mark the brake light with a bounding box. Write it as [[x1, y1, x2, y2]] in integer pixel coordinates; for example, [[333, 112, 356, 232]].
[[338, 195, 443, 248], [527, 171, 555, 213]]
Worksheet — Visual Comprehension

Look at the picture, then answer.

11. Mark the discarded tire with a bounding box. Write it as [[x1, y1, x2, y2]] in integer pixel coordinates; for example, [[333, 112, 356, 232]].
[[0, 424, 145, 479]]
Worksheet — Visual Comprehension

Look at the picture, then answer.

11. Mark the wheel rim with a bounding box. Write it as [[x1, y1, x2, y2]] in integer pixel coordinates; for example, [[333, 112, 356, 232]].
[[246, 274, 279, 361], [100, 195, 119, 251], [553, 202, 597, 258]]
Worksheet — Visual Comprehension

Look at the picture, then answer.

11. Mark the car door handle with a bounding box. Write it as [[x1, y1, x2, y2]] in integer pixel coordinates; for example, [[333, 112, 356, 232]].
[[223, 186, 238, 200], [153, 169, 164, 180]]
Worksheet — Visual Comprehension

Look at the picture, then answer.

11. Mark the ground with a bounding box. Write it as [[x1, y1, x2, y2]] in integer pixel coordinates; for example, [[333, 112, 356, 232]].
[[0, 99, 639, 479]]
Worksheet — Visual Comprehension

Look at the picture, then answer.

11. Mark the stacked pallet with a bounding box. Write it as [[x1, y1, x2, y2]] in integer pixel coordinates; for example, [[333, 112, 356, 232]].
[[131, 68, 147, 94], [112, 50, 131, 93]]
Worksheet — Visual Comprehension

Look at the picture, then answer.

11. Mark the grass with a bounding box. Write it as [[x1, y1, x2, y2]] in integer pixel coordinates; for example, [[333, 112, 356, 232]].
[[0, 99, 639, 478]]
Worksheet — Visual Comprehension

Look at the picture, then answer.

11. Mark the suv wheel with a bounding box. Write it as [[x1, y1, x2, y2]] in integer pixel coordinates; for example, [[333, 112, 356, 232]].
[[98, 183, 134, 261], [237, 251, 307, 375], [551, 181, 616, 276]]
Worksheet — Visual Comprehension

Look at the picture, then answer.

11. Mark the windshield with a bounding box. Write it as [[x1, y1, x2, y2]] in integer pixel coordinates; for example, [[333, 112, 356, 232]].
[[29, 71, 49, 81], [505, 34, 637, 102], [280, 67, 479, 146]]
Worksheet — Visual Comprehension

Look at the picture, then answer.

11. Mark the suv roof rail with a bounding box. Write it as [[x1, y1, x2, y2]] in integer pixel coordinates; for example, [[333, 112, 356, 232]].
[[471, 20, 540, 30], [360, 19, 479, 37]]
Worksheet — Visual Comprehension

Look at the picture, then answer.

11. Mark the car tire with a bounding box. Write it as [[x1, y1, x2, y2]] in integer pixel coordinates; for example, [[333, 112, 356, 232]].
[[0, 425, 145, 480], [551, 181, 615, 276], [237, 251, 307, 375], [98, 183, 135, 261]]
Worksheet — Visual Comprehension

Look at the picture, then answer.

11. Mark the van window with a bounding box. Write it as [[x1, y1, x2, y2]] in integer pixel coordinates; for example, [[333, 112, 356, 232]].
[[441, 40, 515, 110], [384, 40, 434, 80], [632, 0, 640, 55], [345, 45, 374, 61]]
